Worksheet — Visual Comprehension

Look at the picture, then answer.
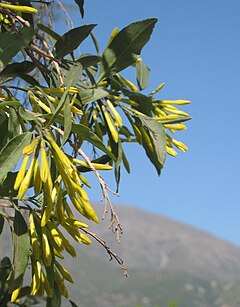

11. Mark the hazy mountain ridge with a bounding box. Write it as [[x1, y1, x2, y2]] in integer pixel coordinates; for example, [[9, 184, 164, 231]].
[[1, 204, 240, 306], [83, 204, 240, 280]]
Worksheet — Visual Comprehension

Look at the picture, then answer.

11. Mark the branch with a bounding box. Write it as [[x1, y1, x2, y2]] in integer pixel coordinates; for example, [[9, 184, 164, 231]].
[[82, 228, 128, 277]]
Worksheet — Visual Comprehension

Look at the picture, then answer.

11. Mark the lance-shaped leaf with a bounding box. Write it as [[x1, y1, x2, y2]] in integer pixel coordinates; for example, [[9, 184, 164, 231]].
[[0, 172, 18, 197], [55, 25, 96, 58], [74, 0, 85, 18], [0, 28, 34, 70], [0, 132, 32, 183], [10, 210, 30, 293], [136, 61, 150, 90], [137, 116, 166, 174], [97, 18, 157, 83], [71, 122, 115, 160], [124, 89, 153, 116], [78, 88, 109, 105], [37, 23, 61, 43], [77, 54, 101, 68], [0, 61, 35, 77]]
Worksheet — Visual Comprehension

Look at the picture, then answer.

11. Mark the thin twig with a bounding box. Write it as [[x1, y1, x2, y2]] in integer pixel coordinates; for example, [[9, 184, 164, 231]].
[[82, 228, 128, 277]]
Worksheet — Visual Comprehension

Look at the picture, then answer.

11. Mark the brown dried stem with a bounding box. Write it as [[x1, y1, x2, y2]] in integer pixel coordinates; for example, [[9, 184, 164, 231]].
[[82, 228, 128, 277]]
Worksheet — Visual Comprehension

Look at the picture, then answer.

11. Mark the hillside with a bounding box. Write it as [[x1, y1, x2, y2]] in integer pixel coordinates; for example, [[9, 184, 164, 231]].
[[1, 204, 240, 306], [65, 204, 240, 306]]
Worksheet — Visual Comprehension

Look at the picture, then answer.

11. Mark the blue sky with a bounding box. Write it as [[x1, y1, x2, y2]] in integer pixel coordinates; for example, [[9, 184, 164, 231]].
[[69, 1, 240, 244]]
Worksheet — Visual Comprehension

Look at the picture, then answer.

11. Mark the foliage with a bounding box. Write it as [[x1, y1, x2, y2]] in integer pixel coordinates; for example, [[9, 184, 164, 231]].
[[0, 0, 190, 305]]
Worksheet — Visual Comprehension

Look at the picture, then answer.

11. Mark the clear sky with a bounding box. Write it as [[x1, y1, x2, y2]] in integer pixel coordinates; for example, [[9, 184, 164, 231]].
[[69, 1, 240, 244]]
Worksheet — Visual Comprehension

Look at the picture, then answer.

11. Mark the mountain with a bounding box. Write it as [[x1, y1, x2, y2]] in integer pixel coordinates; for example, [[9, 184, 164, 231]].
[[82, 205, 240, 279], [65, 205, 240, 306], [1, 204, 240, 306]]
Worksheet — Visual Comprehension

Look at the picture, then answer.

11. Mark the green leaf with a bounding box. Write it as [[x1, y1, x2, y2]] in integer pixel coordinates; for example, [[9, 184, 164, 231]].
[[60, 61, 83, 87], [114, 139, 122, 193], [0, 132, 32, 183], [137, 116, 166, 174], [78, 88, 109, 105], [71, 123, 115, 160], [0, 28, 34, 70], [0, 61, 35, 77], [0, 110, 8, 150], [10, 210, 30, 292], [8, 108, 20, 140], [55, 25, 96, 58], [62, 96, 72, 146], [74, 0, 84, 18], [0, 257, 11, 299], [0, 172, 18, 197], [124, 90, 153, 116], [136, 61, 150, 90], [158, 115, 192, 124], [19, 107, 40, 121], [37, 23, 61, 43], [98, 18, 157, 82], [47, 283, 61, 307], [77, 54, 101, 68], [16, 73, 40, 86]]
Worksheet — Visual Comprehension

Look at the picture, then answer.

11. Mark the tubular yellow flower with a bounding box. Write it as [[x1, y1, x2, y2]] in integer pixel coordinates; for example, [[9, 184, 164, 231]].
[[54, 270, 69, 298], [101, 104, 118, 143], [18, 157, 36, 199], [73, 158, 112, 171], [41, 271, 53, 297], [118, 74, 139, 92], [55, 261, 73, 283], [161, 104, 190, 117], [41, 198, 53, 227], [160, 99, 190, 105], [54, 248, 64, 259], [22, 138, 39, 156], [164, 123, 187, 131], [11, 288, 21, 303], [47, 222, 64, 250], [70, 105, 83, 115], [33, 158, 42, 196], [106, 27, 118, 47], [40, 143, 50, 183], [65, 218, 88, 229], [61, 238, 76, 257], [155, 114, 179, 121], [56, 185, 65, 223], [171, 138, 188, 152], [29, 92, 51, 113], [167, 146, 178, 157], [45, 134, 72, 170], [105, 99, 122, 127], [139, 126, 154, 152], [0, 3, 38, 14], [14, 155, 30, 190], [150, 82, 165, 95], [30, 273, 39, 295], [29, 213, 40, 259], [79, 233, 92, 245], [42, 228, 52, 267]]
